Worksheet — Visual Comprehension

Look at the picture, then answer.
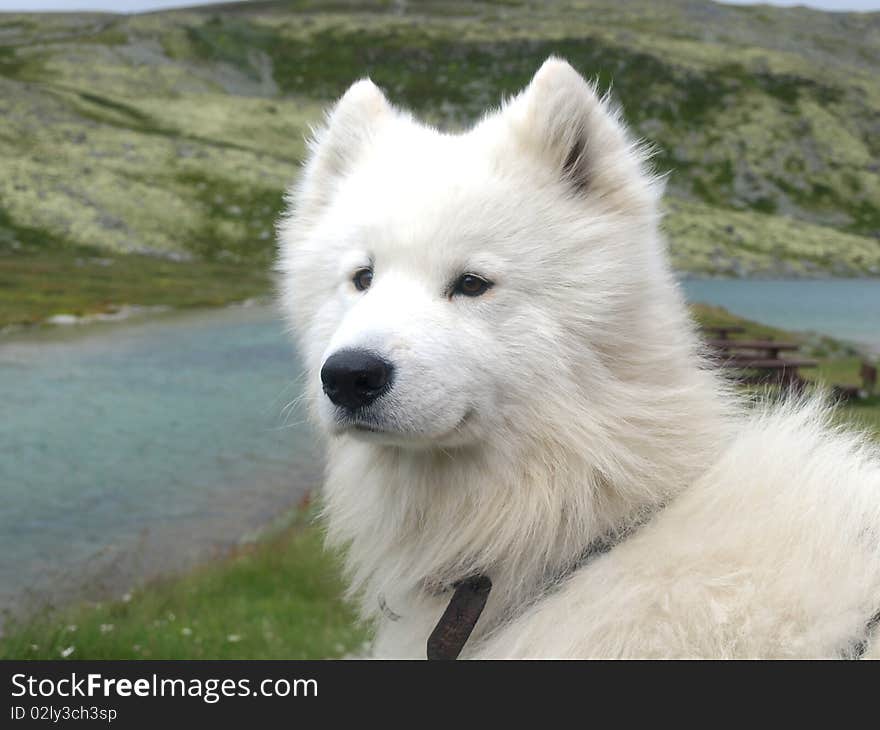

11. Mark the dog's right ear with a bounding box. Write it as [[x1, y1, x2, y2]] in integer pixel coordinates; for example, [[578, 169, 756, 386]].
[[498, 57, 659, 214], [292, 79, 393, 222]]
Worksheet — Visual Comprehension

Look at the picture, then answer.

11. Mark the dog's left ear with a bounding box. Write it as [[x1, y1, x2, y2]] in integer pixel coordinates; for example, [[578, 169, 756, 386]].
[[292, 79, 395, 223], [500, 57, 660, 211]]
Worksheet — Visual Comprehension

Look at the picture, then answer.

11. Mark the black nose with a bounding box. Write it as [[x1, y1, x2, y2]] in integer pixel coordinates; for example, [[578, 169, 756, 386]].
[[321, 349, 393, 410]]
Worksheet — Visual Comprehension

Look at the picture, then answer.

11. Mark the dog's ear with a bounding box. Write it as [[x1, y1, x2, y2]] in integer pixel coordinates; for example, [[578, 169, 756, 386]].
[[293, 79, 393, 221], [501, 57, 659, 211]]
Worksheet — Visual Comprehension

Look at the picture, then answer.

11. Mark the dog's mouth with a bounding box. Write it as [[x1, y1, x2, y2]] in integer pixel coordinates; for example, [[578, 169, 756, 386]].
[[352, 421, 388, 434], [330, 412, 399, 441], [332, 409, 390, 434], [332, 409, 474, 444]]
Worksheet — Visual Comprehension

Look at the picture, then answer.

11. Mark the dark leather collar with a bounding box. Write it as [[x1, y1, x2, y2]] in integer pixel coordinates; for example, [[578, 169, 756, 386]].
[[427, 575, 492, 660], [425, 505, 659, 660]]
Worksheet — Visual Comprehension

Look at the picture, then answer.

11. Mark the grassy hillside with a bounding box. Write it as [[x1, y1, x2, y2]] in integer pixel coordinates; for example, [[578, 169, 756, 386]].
[[1, 0, 879, 325]]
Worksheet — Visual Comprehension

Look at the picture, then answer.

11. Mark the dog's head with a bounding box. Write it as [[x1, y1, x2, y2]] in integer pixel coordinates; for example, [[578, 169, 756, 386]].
[[278, 58, 663, 449]]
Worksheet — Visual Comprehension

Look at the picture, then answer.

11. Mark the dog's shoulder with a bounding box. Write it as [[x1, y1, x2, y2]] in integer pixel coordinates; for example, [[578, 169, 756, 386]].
[[473, 399, 880, 658]]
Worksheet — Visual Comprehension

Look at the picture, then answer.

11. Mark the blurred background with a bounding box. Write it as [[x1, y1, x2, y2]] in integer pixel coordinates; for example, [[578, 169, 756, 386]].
[[0, 0, 878, 659]]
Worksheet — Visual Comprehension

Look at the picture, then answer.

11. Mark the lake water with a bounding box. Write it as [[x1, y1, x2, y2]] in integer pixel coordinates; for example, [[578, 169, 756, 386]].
[[0, 304, 319, 616], [681, 278, 880, 354], [0, 279, 878, 617]]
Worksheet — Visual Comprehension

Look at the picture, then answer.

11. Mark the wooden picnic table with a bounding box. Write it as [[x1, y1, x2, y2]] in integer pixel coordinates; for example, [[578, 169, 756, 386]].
[[702, 331, 817, 391], [715, 355, 818, 391], [701, 326, 876, 401]]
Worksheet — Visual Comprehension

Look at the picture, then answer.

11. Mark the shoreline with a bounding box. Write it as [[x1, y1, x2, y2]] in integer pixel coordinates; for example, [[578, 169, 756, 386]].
[[0, 482, 320, 629], [0, 296, 274, 338], [0, 498, 368, 661]]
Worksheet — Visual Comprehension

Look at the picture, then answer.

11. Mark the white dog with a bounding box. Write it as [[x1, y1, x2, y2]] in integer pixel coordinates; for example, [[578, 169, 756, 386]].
[[277, 58, 880, 658]]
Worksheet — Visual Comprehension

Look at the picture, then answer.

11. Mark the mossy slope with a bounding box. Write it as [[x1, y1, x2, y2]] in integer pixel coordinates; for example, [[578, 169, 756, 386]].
[[1, 0, 879, 326]]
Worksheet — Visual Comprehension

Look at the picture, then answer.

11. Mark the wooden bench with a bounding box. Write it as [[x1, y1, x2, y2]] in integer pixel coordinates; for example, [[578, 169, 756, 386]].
[[703, 332, 817, 391], [702, 327, 876, 400]]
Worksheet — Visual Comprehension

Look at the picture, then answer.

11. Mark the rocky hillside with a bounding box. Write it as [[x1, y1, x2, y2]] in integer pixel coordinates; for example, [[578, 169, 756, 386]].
[[1, 0, 879, 281]]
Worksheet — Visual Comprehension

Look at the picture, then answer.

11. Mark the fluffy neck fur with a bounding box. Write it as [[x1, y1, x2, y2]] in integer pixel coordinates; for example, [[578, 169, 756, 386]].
[[320, 270, 736, 636]]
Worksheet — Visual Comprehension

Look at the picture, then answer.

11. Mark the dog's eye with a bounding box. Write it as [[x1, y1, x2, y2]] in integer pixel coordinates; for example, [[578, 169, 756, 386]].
[[352, 267, 373, 292], [453, 273, 492, 298]]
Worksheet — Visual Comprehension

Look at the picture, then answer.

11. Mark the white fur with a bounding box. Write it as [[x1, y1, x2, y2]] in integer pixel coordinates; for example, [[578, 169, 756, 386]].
[[277, 58, 880, 658]]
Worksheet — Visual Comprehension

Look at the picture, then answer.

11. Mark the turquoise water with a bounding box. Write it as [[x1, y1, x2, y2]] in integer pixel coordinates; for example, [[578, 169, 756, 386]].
[[0, 304, 318, 614], [681, 278, 880, 353], [1, 280, 878, 615]]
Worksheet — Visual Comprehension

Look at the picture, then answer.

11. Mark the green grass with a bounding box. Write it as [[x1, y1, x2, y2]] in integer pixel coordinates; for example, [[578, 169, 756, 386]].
[[0, 248, 272, 328], [840, 396, 880, 437], [0, 199, 277, 328], [0, 509, 369, 660]]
